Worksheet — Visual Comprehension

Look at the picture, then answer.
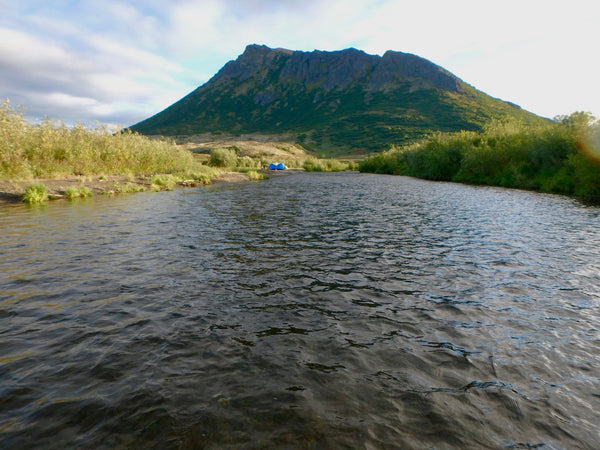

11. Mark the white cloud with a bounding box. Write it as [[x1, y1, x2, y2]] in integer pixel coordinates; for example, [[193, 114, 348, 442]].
[[0, 15, 198, 125], [338, 0, 600, 118], [1, 0, 599, 126]]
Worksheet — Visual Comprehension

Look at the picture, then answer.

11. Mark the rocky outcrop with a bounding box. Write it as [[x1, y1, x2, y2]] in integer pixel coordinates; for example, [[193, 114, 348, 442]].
[[279, 48, 379, 91], [369, 50, 462, 93], [212, 44, 462, 94]]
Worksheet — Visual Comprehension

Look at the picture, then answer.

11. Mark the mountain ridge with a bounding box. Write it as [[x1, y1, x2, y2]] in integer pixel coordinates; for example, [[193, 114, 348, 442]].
[[131, 44, 546, 155]]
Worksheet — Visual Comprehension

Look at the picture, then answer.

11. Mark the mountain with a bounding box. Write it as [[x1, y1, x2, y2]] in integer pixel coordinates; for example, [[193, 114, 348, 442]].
[[130, 44, 547, 155]]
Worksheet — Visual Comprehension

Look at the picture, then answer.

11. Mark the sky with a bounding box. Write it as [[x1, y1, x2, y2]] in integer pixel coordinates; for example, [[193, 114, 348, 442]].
[[1, 0, 599, 128]]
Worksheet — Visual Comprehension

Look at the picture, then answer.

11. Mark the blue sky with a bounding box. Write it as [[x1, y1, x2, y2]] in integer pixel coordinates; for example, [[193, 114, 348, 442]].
[[1, 0, 599, 127]]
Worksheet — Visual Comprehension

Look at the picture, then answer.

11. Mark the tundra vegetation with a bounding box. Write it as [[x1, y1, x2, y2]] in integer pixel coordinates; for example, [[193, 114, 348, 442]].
[[0, 100, 227, 201], [359, 112, 600, 203], [0, 99, 220, 186], [303, 157, 358, 172]]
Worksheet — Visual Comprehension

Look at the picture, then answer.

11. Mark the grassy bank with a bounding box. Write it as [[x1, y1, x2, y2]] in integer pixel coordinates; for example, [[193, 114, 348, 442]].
[[0, 100, 229, 202], [359, 112, 600, 203], [0, 99, 362, 204], [0, 100, 219, 182]]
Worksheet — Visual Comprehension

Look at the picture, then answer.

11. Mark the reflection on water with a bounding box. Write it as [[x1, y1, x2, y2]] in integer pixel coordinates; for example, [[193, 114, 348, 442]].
[[1, 173, 599, 449]]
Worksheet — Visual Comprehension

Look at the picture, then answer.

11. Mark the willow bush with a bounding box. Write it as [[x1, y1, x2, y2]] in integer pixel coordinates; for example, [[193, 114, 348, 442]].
[[0, 99, 201, 180], [359, 113, 600, 203], [207, 147, 239, 168], [303, 157, 358, 172]]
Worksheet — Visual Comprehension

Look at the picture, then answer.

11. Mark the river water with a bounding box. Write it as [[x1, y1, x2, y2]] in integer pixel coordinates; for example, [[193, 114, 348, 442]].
[[1, 172, 599, 449]]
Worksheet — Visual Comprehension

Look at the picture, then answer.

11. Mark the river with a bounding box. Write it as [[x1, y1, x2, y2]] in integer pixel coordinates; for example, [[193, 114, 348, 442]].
[[1, 172, 599, 449]]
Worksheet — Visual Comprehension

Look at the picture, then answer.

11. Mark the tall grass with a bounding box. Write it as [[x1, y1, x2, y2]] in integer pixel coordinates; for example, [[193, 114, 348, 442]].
[[0, 99, 203, 180], [359, 113, 600, 203], [303, 157, 358, 172], [245, 170, 266, 181]]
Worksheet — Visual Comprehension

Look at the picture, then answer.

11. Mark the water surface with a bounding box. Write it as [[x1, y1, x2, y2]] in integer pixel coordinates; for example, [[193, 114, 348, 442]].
[[1, 172, 599, 449]]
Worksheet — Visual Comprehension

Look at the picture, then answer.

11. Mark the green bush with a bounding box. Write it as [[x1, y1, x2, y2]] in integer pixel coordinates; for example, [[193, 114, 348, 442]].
[[246, 170, 265, 181], [150, 174, 180, 190], [236, 155, 263, 169], [0, 99, 199, 180], [207, 148, 238, 168], [22, 183, 48, 203], [359, 113, 600, 203], [303, 157, 355, 172], [185, 166, 222, 184], [120, 183, 146, 193], [569, 152, 600, 202], [64, 185, 93, 199]]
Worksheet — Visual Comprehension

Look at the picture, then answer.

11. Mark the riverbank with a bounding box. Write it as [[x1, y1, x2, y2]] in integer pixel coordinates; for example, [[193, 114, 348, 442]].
[[0, 100, 356, 204], [0, 99, 225, 204], [0, 171, 254, 204]]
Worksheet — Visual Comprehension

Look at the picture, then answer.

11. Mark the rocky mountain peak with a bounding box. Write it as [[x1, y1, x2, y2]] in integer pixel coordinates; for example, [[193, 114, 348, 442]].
[[374, 50, 462, 92], [213, 45, 463, 94]]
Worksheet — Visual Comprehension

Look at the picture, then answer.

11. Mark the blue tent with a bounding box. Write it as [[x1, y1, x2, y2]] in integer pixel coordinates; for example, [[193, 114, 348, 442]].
[[269, 163, 285, 170]]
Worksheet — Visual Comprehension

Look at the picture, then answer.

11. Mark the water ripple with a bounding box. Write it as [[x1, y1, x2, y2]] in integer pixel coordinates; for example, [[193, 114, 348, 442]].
[[1, 173, 599, 448]]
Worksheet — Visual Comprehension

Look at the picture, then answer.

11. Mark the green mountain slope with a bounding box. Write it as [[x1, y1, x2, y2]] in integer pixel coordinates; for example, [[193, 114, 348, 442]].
[[130, 44, 547, 155]]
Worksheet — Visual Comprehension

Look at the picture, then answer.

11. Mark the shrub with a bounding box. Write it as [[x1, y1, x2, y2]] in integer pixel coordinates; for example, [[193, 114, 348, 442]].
[[0, 99, 198, 179], [119, 183, 146, 193], [207, 148, 238, 168], [303, 157, 354, 172], [246, 170, 265, 181], [22, 183, 48, 203], [185, 165, 222, 184], [236, 155, 262, 169], [150, 174, 180, 190], [359, 113, 600, 203], [64, 185, 93, 199], [358, 149, 406, 174], [569, 152, 600, 202]]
